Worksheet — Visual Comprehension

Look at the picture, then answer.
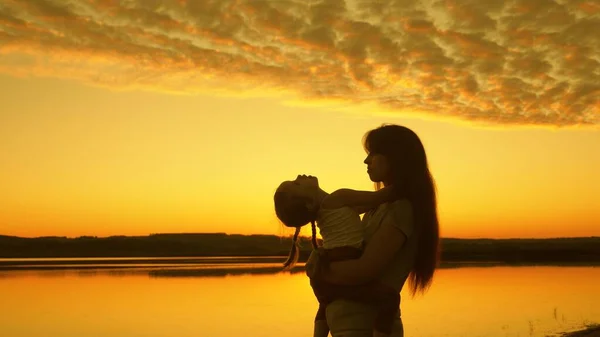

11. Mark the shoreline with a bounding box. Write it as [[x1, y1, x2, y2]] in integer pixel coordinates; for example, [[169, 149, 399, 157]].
[[2, 235, 599, 264], [0, 255, 600, 270], [559, 325, 600, 337], [0, 259, 598, 275]]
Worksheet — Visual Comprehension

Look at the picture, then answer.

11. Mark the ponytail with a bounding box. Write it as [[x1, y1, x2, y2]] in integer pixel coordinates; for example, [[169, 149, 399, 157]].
[[283, 227, 301, 270]]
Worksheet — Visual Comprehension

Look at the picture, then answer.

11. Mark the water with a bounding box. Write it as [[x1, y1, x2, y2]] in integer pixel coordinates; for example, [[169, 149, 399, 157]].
[[1, 258, 598, 337]]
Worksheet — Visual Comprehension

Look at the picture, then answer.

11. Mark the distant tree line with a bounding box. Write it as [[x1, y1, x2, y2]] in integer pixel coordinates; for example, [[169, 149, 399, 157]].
[[1, 233, 599, 263]]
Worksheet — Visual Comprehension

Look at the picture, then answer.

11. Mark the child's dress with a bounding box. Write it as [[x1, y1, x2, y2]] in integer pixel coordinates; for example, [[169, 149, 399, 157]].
[[317, 206, 364, 249]]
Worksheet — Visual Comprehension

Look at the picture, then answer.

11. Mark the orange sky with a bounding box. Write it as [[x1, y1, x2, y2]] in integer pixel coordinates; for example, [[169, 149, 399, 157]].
[[1, 74, 599, 239], [0, 0, 599, 239]]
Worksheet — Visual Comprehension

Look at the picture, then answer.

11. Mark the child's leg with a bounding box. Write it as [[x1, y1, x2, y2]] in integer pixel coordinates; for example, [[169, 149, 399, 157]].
[[310, 279, 331, 337], [313, 316, 330, 337], [315, 303, 327, 322]]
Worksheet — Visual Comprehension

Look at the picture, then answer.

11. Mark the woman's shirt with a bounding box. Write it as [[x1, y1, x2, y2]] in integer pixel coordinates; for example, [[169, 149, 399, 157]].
[[316, 206, 364, 249], [324, 199, 418, 336], [362, 199, 417, 292]]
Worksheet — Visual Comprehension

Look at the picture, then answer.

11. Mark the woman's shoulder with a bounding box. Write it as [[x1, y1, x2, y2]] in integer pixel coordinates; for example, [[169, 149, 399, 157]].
[[367, 198, 412, 220], [384, 198, 413, 214], [380, 198, 414, 236]]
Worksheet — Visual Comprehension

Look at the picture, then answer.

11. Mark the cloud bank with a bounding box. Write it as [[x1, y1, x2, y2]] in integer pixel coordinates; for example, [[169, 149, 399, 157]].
[[0, 0, 599, 126]]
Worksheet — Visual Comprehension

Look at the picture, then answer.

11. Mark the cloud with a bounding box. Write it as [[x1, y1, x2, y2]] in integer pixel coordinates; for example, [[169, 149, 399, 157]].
[[0, 0, 598, 126]]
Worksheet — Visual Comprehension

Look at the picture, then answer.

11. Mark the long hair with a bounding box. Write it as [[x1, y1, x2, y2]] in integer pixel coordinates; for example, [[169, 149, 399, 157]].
[[274, 189, 319, 270], [363, 124, 440, 295]]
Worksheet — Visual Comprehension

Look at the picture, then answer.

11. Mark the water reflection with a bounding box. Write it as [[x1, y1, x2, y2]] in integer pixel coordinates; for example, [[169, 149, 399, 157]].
[[0, 259, 598, 337], [1, 257, 595, 278], [0, 257, 307, 278]]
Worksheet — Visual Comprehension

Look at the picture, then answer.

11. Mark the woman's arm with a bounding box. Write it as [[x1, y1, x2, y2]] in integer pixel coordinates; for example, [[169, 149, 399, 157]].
[[322, 200, 413, 285], [321, 186, 395, 210], [323, 220, 406, 285]]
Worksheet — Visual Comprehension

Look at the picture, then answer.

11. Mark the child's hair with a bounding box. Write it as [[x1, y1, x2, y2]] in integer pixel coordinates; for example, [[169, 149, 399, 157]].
[[274, 189, 319, 270]]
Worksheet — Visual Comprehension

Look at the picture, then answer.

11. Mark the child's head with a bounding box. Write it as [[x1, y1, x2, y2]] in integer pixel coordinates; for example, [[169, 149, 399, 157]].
[[274, 175, 320, 270], [274, 174, 320, 228]]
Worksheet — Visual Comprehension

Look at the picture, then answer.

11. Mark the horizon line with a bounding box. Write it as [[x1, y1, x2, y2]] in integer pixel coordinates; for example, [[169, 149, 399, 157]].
[[1, 232, 599, 241]]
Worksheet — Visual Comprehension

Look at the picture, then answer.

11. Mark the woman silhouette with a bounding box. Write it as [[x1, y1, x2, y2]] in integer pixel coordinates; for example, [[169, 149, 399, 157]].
[[307, 124, 440, 337]]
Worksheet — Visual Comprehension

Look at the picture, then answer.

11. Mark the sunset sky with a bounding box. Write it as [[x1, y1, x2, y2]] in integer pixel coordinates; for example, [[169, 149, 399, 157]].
[[1, 0, 599, 239]]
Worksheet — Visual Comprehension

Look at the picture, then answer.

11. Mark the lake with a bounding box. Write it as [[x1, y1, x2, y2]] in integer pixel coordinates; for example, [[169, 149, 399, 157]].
[[1, 258, 598, 337]]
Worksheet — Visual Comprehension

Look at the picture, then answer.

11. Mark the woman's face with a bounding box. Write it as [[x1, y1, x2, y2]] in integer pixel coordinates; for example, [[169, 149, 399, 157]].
[[364, 152, 392, 184]]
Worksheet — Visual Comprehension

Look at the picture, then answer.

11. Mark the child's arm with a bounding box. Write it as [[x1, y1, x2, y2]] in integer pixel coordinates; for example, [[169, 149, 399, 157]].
[[321, 186, 395, 211]]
